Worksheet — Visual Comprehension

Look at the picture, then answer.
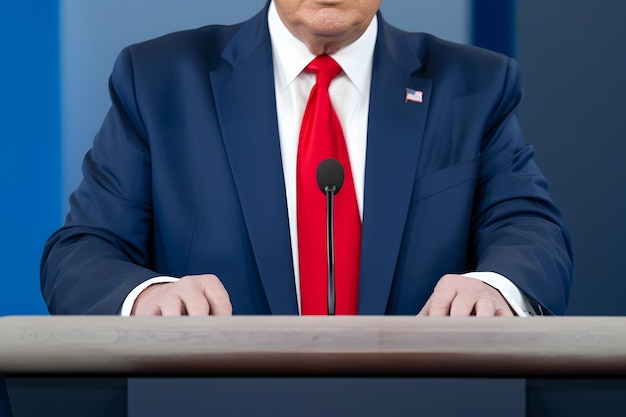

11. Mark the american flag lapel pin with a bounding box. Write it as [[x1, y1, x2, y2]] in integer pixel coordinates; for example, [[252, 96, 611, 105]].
[[405, 88, 424, 103]]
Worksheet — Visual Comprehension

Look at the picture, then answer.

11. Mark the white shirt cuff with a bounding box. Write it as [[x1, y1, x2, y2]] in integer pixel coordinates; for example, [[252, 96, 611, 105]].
[[120, 276, 180, 317], [462, 272, 536, 317]]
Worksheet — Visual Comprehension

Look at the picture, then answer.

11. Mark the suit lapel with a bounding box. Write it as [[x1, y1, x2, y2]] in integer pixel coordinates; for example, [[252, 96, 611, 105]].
[[209, 10, 432, 315], [209, 9, 298, 314], [359, 19, 433, 314]]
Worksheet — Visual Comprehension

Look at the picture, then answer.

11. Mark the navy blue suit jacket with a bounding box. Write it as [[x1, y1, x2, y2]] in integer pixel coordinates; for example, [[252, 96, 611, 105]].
[[41, 7, 572, 315]]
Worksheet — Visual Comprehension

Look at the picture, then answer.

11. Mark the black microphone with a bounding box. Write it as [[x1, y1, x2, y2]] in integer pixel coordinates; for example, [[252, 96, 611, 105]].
[[316, 158, 344, 316]]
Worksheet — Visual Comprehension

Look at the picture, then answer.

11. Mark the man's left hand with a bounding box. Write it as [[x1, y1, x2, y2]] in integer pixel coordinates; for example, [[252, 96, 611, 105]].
[[418, 274, 515, 317]]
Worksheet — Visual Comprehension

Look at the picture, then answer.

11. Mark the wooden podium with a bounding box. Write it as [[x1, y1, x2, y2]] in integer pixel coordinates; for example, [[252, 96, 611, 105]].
[[2, 316, 626, 416]]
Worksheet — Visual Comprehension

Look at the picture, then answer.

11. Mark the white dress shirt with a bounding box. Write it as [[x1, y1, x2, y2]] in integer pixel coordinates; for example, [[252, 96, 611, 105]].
[[121, 1, 535, 317], [268, 0, 374, 312]]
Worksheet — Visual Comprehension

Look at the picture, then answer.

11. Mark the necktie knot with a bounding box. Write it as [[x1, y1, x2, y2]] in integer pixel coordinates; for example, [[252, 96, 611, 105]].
[[306, 55, 342, 89]]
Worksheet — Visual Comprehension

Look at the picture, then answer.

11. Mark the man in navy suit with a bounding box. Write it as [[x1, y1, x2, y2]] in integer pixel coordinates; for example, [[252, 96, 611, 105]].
[[41, 0, 572, 317]]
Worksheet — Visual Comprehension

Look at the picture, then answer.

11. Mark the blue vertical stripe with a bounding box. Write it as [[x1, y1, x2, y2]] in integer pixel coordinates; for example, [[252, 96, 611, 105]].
[[0, 1, 60, 315], [472, 0, 516, 57]]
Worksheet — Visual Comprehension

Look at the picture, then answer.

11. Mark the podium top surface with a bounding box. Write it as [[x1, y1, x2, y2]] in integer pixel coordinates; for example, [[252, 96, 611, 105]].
[[1, 316, 625, 376]]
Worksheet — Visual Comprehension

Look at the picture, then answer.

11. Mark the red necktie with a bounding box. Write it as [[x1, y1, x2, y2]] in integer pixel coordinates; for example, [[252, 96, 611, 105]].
[[297, 55, 361, 315]]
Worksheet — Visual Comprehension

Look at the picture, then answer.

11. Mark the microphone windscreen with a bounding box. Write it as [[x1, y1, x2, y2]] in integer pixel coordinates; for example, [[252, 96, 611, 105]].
[[317, 158, 345, 194]]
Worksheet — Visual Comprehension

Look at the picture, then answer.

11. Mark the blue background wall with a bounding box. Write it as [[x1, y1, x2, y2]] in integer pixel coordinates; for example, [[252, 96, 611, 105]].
[[1, 1, 61, 315], [516, 0, 626, 315]]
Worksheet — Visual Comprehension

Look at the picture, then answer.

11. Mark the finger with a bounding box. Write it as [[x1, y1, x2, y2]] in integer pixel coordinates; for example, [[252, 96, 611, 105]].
[[495, 303, 515, 317], [474, 298, 497, 317], [203, 278, 232, 316], [132, 283, 168, 316], [160, 296, 185, 316], [421, 274, 461, 316], [182, 293, 211, 316], [133, 303, 162, 316], [208, 294, 232, 316], [424, 291, 455, 317], [449, 294, 476, 317]]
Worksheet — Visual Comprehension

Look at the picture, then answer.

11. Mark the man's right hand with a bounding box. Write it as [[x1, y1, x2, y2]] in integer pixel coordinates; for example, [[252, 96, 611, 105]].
[[131, 274, 232, 316]]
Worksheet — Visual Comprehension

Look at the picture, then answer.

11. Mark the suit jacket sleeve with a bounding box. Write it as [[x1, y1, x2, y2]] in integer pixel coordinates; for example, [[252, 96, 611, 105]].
[[41, 47, 159, 314], [40, 13, 289, 316], [468, 57, 573, 314]]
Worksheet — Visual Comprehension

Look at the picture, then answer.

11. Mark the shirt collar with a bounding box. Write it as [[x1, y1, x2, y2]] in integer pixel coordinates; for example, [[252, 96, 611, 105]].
[[268, 0, 378, 96]]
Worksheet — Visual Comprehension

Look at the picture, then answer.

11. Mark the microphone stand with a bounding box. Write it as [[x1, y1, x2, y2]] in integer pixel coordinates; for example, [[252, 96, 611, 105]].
[[324, 185, 336, 316]]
